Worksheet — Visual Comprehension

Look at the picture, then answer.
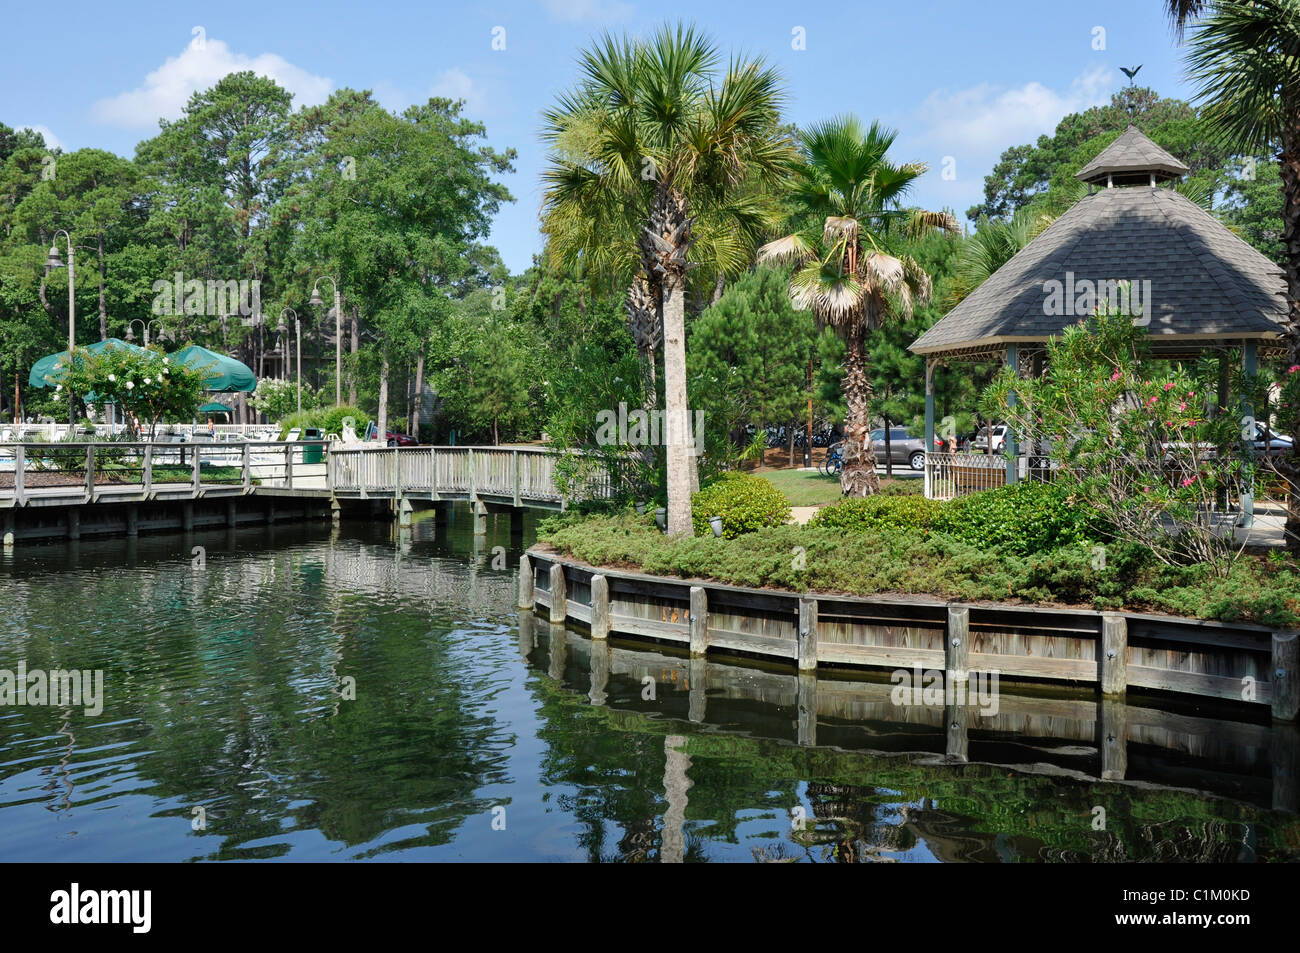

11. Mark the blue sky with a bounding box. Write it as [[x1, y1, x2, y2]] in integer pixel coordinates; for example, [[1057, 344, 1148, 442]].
[[1, 0, 1191, 273]]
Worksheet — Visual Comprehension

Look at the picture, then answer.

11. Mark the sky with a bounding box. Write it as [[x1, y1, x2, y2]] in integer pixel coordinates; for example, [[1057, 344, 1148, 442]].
[[0, 0, 1193, 274]]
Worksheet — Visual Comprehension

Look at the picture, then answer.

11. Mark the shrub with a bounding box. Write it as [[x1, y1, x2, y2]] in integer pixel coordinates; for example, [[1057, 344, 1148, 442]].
[[691, 471, 791, 538], [878, 480, 923, 496], [809, 494, 942, 533], [931, 481, 1096, 556], [278, 405, 367, 439]]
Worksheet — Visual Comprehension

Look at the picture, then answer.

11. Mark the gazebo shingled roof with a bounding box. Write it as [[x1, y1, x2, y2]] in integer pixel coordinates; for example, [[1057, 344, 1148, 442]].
[[910, 128, 1285, 361], [1075, 123, 1189, 184]]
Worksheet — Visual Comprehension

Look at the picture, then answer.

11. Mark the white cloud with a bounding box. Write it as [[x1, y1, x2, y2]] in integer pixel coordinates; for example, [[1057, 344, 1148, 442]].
[[542, 0, 634, 23], [92, 38, 332, 128], [900, 64, 1117, 217], [19, 124, 63, 151], [912, 64, 1114, 156], [429, 68, 486, 113]]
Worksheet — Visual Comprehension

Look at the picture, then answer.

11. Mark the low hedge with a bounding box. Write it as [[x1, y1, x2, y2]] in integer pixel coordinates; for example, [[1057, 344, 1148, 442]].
[[536, 512, 1300, 626], [691, 471, 791, 538], [932, 480, 1096, 555], [809, 495, 942, 533]]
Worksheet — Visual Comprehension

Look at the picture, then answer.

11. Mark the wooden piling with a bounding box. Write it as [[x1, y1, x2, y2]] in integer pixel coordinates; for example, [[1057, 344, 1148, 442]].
[[67, 509, 80, 541], [946, 604, 970, 681], [548, 563, 567, 624], [1101, 613, 1128, 697], [517, 554, 534, 609], [689, 586, 708, 657], [1273, 630, 1299, 722], [797, 671, 818, 746], [945, 702, 970, 762], [797, 596, 818, 671], [125, 506, 138, 538], [590, 574, 611, 640], [1099, 698, 1128, 780]]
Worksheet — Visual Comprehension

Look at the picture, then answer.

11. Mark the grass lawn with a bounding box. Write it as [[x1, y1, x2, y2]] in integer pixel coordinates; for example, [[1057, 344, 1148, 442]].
[[756, 469, 843, 506], [755, 469, 921, 507]]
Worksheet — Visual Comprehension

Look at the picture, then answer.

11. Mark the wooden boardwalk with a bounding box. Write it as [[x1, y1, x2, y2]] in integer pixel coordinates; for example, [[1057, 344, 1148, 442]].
[[0, 442, 593, 510]]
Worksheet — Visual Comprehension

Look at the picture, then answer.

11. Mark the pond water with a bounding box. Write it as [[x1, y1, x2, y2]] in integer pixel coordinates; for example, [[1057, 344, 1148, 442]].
[[0, 508, 1295, 862]]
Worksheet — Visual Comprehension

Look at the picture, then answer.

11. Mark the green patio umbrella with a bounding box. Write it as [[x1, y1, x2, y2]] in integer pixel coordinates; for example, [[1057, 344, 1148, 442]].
[[198, 401, 234, 415], [169, 344, 257, 392], [28, 337, 146, 388]]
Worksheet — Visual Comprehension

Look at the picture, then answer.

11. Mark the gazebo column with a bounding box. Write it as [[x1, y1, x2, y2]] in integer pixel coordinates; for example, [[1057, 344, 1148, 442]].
[[1004, 344, 1018, 485], [924, 357, 936, 498], [1241, 340, 1258, 529]]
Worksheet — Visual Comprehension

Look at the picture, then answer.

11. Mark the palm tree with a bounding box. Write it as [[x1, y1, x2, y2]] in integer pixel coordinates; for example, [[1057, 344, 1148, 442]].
[[760, 116, 957, 496], [1169, 0, 1300, 543], [540, 23, 793, 536]]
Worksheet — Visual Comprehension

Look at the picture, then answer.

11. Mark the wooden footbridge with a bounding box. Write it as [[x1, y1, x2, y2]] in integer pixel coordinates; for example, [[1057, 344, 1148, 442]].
[[0, 442, 609, 544]]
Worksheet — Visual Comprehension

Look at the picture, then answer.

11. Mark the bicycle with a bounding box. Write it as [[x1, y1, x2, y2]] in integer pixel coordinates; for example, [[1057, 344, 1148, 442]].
[[820, 441, 843, 477]]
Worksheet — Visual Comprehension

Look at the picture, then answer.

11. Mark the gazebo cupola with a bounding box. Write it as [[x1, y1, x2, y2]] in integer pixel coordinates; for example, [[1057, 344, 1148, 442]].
[[909, 125, 1286, 499], [1074, 124, 1190, 188]]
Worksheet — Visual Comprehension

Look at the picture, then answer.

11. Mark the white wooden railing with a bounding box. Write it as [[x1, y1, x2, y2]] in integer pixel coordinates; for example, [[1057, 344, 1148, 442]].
[[328, 446, 590, 506]]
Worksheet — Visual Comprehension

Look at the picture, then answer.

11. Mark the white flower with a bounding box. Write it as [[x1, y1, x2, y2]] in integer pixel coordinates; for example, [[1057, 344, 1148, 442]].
[[143, 377, 151, 385], [125, 381, 134, 390], [55, 384, 62, 392], [108, 373, 116, 382]]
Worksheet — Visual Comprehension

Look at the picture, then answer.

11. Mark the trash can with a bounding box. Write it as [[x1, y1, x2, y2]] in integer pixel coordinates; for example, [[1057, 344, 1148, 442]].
[[301, 427, 324, 463]]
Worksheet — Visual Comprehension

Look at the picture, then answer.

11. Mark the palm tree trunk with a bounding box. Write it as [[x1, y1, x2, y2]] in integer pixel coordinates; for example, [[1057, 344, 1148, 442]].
[[663, 275, 693, 536], [840, 327, 880, 497], [1278, 117, 1300, 549]]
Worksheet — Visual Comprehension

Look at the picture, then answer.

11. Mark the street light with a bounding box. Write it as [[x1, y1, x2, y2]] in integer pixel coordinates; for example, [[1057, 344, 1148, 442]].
[[310, 276, 342, 407], [125, 319, 168, 346], [280, 307, 302, 415], [46, 230, 75, 429]]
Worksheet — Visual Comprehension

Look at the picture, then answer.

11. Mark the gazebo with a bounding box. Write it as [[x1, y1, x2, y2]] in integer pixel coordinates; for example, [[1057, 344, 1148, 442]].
[[910, 125, 1287, 498]]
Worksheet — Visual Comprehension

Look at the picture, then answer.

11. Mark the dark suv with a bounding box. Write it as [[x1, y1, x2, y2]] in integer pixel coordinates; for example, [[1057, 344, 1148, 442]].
[[870, 427, 927, 470]]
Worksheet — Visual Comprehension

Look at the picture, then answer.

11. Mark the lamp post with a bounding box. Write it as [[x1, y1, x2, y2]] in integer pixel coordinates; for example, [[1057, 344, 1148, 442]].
[[280, 307, 301, 415], [310, 276, 342, 407], [125, 319, 167, 347], [45, 231, 75, 430]]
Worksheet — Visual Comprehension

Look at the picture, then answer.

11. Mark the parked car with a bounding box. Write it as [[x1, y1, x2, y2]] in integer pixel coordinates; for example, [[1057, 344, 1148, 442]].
[[363, 421, 418, 446], [970, 424, 1008, 454], [1253, 421, 1292, 457], [870, 427, 927, 471]]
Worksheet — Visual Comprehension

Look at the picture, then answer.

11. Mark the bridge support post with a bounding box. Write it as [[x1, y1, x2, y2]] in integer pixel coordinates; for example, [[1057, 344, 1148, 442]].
[[590, 574, 610, 640], [181, 502, 194, 532], [226, 500, 237, 528], [398, 495, 413, 528], [472, 501, 488, 536], [3, 511, 14, 549], [126, 506, 138, 538], [331, 496, 341, 526], [510, 508, 524, 537], [67, 508, 80, 541], [265, 501, 275, 524]]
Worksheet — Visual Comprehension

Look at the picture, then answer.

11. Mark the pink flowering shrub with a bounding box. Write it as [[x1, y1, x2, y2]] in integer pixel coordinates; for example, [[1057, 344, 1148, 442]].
[[981, 309, 1250, 571]]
